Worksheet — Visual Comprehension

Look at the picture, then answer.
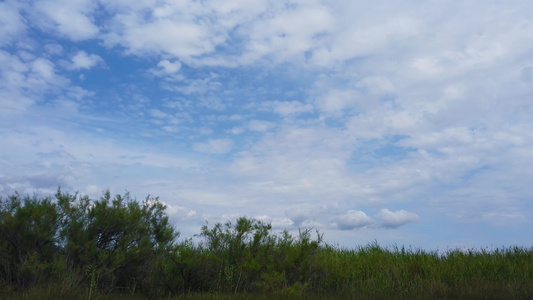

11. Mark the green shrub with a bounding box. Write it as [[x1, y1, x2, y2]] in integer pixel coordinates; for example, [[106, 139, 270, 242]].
[[0, 194, 61, 290], [0, 189, 179, 297]]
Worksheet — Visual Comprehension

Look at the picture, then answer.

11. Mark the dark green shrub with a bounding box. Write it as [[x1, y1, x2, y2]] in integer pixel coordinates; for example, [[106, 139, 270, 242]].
[[0, 189, 179, 297], [0, 194, 62, 290]]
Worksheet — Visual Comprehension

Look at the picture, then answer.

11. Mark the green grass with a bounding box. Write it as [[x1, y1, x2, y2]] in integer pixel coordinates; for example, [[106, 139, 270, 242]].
[[2, 243, 531, 299], [308, 243, 533, 299]]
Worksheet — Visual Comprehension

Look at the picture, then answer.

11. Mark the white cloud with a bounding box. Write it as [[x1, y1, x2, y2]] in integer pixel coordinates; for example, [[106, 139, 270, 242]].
[[103, 8, 222, 59], [33, 0, 99, 41], [248, 120, 276, 132], [193, 139, 234, 154], [254, 215, 295, 229], [165, 203, 197, 221], [315, 89, 358, 115], [310, 15, 420, 66], [285, 206, 327, 227], [0, 52, 73, 115], [228, 125, 358, 205], [0, 0, 26, 46], [377, 209, 420, 228], [31, 58, 55, 80], [82, 184, 102, 198], [162, 126, 179, 133], [240, 3, 334, 63], [69, 51, 104, 70], [154, 59, 182, 75], [334, 210, 374, 230], [254, 215, 271, 223], [230, 127, 245, 135], [0, 51, 33, 113], [149, 109, 169, 119], [169, 75, 222, 95], [269, 100, 314, 116], [44, 44, 63, 55], [96, 0, 336, 65], [357, 76, 395, 95]]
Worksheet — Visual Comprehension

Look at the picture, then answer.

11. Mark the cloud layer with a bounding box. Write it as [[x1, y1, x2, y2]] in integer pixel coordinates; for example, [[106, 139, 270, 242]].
[[1, 0, 532, 250]]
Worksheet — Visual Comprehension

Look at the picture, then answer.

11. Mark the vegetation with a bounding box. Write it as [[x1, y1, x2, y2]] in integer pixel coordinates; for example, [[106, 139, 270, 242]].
[[1, 190, 532, 299]]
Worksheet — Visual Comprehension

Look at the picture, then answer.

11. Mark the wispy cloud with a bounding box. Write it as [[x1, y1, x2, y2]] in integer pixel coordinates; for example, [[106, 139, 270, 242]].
[[193, 139, 234, 154], [33, 0, 99, 41], [0, 1, 26, 46]]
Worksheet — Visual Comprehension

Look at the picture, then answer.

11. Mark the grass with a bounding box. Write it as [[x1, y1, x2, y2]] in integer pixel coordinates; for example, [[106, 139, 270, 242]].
[[2, 243, 531, 299], [311, 243, 532, 298]]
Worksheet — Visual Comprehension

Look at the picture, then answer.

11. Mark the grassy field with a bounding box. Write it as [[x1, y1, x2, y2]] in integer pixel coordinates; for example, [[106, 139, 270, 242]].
[[2, 242, 531, 299], [1, 191, 532, 299]]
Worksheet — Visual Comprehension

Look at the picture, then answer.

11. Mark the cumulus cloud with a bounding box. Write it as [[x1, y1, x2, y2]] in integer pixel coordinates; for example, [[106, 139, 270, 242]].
[[68, 51, 104, 70], [377, 209, 420, 229], [284, 206, 327, 227], [334, 210, 374, 230]]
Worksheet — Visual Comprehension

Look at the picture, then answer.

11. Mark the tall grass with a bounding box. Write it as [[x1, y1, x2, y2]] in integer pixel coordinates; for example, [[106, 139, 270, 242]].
[[310, 243, 533, 298]]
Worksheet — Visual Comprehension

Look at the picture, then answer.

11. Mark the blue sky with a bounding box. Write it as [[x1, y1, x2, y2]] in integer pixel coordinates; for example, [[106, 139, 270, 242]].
[[1, 0, 533, 251]]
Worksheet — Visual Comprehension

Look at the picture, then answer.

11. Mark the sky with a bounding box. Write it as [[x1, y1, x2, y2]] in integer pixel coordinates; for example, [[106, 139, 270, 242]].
[[1, 0, 532, 251]]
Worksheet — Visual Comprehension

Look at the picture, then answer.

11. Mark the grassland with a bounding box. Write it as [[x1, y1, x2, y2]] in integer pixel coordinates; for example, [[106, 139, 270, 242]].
[[1, 190, 532, 299]]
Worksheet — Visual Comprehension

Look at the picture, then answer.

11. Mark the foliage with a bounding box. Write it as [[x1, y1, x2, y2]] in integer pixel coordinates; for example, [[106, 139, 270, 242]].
[[189, 217, 322, 294], [0, 193, 61, 290], [0, 189, 178, 298], [1, 189, 532, 299]]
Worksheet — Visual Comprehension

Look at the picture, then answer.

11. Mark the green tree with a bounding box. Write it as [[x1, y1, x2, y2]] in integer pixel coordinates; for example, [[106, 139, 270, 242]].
[[0, 189, 179, 297], [57, 189, 179, 296]]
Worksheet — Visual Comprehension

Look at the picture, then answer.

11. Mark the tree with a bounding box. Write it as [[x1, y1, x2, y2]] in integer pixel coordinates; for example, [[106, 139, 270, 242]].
[[0, 189, 179, 297], [0, 193, 61, 290], [57, 189, 179, 295]]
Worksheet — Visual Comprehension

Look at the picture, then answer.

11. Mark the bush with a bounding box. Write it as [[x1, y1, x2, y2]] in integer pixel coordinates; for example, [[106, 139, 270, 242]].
[[0, 193, 61, 290], [0, 189, 179, 297]]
